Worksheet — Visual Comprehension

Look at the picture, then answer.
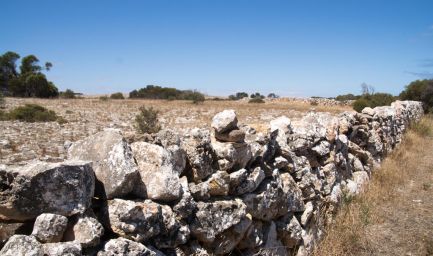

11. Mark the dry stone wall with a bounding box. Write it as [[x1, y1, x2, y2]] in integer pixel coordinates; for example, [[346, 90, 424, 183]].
[[0, 100, 423, 255]]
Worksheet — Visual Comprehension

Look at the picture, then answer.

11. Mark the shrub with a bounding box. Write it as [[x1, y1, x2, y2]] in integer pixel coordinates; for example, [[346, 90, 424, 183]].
[[267, 93, 279, 99], [6, 104, 60, 122], [335, 93, 360, 101], [110, 92, 124, 99], [352, 98, 370, 112], [248, 98, 265, 103], [60, 89, 76, 99], [228, 92, 249, 100], [129, 85, 205, 101], [352, 93, 396, 112], [250, 92, 265, 99], [99, 95, 109, 101], [399, 79, 433, 112], [135, 106, 161, 134], [190, 91, 205, 104], [310, 99, 319, 106]]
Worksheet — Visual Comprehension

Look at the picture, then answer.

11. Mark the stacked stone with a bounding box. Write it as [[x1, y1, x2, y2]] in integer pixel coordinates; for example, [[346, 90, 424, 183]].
[[0, 100, 424, 256]]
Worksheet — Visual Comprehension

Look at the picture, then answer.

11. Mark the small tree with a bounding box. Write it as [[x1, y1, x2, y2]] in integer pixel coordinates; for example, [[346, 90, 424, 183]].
[[191, 91, 205, 104], [110, 92, 125, 99], [267, 93, 279, 99], [60, 89, 76, 99], [135, 106, 161, 134]]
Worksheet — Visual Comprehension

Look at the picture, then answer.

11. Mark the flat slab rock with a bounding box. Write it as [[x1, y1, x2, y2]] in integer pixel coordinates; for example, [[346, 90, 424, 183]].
[[0, 160, 94, 221]]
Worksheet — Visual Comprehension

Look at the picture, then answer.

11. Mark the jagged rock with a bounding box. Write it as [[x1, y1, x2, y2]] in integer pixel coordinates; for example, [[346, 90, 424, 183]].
[[64, 216, 104, 248], [173, 177, 197, 220], [67, 129, 138, 199], [312, 140, 331, 157], [229, 167, 265, 195], [31, 213, 68, 243], [97, 237, 159, 256], [154, 205, 190, 248], [276, 215, 303, 249], [0, 161, 94, 221], [211, 139, 251, 172], [211, 109, 238, 133], [274, 156, 289, 169], [131, 142, 183, 201], [270, 116, 292, 134], [214, 129, 245, 143], [155, 129, 181, 148], [0, 235, 44, 256], [237, 220, 264, 250], [106, 199, 163, 242], [246, 221, 288, 256], [301, 201, 314, 226], [204, 214, 253, 255], [243, 171, 304, 221], [190, 199, 247, 243], [176, 240, 212, 256], [352, 155, 364, 172], [181, 128, 214, 182], [43, 241, 82, 256]]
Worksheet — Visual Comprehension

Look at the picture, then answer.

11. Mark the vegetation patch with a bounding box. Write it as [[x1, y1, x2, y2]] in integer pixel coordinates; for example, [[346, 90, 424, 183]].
[[110, 92, 125, 99], [0, 104, 65, 123], [248, 98, 265, 103], [129, 85, 205, 103], [135, 106, 161, 134]]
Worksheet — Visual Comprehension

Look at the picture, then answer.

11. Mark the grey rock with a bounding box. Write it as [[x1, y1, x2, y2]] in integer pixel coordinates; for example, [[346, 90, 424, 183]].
[[211, 109, 238, 133], [131, 142, 183, 201], [0, 161, 94, 221], [0, 235, 44, 256], [154, 205, 190, 248], [43, 241, 82, 256], [214, 129, 245, 143], [97, 237, 159, 256], [230, 167, 265, 195], [270, 116, 292, 134], [181, 128, 214, 182], [276, 215, 303, 249], [64, 216, 104, 248], [67, 129, 138, 199], [211, 139, 251, 172], [107, 199, 163, 242], [31, 213, 68, 243], [301, 201, 314, 226], [243, 172, 304, 221], [173, 177, 197, 220], [190, 199, 247, 243]]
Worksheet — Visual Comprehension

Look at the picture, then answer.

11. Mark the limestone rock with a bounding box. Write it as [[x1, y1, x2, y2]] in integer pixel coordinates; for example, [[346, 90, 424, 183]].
[[64, 216, 104, 248], [173, 177, 197, 220], [0, 235, 44, 256], [211, 109, 238, 133], [214, 129, 245, 143], [131, 142, 182, 201], [97, 237, 159, 256], [107, 199, 163, 242], [211, 139, 252, 172], [276, 215, 303, 249], [243, 172, 304, 221], [181, 128, 215, 182], [154, 205, 190, 248], [31, 213, 68, 243], [190, 199, 247, 243], [0, 161, 94, 221], [43, 241, 82, 256], [270, 116, 292, 134], [67, 129, 138, 199]]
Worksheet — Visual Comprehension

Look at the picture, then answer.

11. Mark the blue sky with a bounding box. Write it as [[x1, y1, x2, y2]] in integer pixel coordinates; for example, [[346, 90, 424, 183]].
[[1, 0, 433, 97]]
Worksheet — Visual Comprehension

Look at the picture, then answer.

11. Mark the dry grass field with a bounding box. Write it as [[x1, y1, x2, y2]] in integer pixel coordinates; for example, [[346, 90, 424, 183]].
[[0, 97, 351, 165], [314, 116, 433, 256]]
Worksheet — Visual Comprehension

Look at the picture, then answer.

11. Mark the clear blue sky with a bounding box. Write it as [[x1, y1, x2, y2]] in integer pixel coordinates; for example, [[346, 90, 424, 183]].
[[1, 0, 433, 97]]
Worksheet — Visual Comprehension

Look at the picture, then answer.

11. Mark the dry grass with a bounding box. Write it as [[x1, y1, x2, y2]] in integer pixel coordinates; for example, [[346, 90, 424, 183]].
[[314, 116, 433, 256]]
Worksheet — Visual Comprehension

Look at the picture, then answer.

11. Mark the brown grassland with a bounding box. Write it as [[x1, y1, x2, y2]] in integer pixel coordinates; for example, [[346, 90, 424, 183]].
[[314, 116, 433, 256]]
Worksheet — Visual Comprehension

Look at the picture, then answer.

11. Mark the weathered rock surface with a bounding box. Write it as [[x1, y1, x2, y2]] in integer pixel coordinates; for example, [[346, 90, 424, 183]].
[[31, 213, 68, 243], [0, 235, 44, 256], [64, 215, 104, 248], [211, 109, 238, 133], [106, 199, 163, 242], [190, 199, 247, 243], [270, 116, 292, 134], [0, 161, 94, 221], [97, 237, 159, 256], [214, 129, 246, 143], [131, 142, 183, 201], [67, 129, 138, 199], [43, 241, 82, 256]]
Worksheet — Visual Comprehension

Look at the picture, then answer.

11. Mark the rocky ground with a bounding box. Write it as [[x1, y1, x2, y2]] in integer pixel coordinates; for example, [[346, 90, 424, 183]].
[[0, 97, 351, 165]]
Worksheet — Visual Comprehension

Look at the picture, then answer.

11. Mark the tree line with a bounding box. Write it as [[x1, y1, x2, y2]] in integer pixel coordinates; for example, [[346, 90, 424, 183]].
[[0, 51, 58, 98]]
